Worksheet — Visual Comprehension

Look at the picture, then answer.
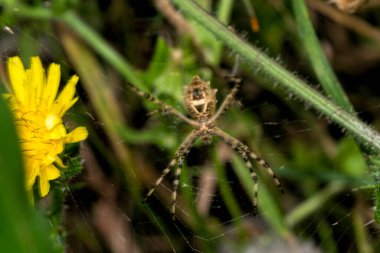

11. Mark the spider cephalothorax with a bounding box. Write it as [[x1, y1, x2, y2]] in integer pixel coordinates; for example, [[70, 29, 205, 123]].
[[129, 75, 283, 220], [184, 76, 217, 122]]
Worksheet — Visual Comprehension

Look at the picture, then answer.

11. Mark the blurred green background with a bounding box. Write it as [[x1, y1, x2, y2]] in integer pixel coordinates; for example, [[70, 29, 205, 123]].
[[1, 0, 380, 252]]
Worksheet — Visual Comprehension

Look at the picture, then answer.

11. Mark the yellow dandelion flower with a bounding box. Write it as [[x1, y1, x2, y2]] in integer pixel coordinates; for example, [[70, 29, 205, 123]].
[[4, 56, 88, 197]]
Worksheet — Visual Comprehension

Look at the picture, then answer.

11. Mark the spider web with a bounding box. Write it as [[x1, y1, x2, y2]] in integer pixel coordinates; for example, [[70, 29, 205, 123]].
[[1, 10, 380, 253]]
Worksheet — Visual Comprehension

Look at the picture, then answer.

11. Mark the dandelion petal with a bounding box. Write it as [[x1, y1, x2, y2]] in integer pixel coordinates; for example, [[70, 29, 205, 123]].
[[30, 57, 45, 108], [39, 169, 50, 197], [7, 56, 26, 105], [53, 75, 79, 116], [44, 63, 61, 107], [66, 126, 89, 143], [46, 165, 60, 180]]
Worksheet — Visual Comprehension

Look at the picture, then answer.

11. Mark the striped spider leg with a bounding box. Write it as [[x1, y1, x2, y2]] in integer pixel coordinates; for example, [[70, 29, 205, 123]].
[[130, 75, 283, 220], [127, 84, 200, 128], [212, 127, 284, 215], [142, 129, 201, 215]]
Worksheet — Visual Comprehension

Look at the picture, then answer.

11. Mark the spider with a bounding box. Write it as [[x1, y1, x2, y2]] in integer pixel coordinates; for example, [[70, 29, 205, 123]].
[[130, 76, 283, 220]]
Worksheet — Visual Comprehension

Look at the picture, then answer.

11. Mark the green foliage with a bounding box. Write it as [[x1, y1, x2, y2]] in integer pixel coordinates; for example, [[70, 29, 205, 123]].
[[61, 155, 84, 179], [2, 0, 380, 252], [335, 138, 367, 177]]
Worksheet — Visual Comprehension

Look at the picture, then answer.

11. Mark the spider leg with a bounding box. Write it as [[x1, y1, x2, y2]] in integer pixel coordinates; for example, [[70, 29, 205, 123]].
[[128, 84, 200, 127], [247, 151, 284, 194], [213, 127, 284, 194], [232, 146, 258, 215], [146, 108, 168, 117], [171, 157, 185, 220], [207, 76, 241, 124], [236, 147, 258, 215], [213, 128, 258, 214], [143, 130, 200, 213], [143, 158, 176, 202], [170, 130, 201, 220]]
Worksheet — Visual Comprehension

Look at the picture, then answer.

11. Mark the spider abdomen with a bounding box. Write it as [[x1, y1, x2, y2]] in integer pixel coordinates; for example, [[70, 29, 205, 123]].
[[184, 76, 217, 122]]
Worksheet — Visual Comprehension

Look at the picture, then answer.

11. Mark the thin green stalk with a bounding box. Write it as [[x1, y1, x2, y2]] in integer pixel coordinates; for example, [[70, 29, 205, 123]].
[[212, 149, 244, 226], [353, 203, 374, 253], [216, 0, 233, 23], [292, 0, 353, 112], [213, 0, 233, 64], [317, 220, 338, 253], [285, 182, 345, 227], [170, 0, 380, 153], [375, 187, 380, 224]]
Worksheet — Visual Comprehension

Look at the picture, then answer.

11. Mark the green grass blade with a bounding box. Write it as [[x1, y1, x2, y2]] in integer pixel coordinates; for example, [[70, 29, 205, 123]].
[[285, 182, 345, 227], [292, 0, 353, 112], [212, 148, 244, 224]]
